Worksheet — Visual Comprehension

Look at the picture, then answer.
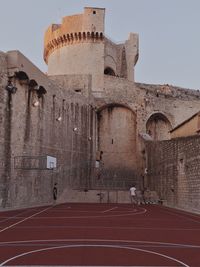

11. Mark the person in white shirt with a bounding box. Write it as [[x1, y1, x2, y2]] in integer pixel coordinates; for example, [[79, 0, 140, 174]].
[[129, 185, 137, 207]]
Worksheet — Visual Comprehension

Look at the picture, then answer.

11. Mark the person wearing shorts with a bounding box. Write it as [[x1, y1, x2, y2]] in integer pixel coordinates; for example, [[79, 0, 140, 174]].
[[130, 185, 137, 207]]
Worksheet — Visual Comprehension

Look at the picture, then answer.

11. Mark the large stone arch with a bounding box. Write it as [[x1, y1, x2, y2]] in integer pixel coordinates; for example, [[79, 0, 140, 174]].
[[146, 112, 172, 140], [97, 103, 138, 186]]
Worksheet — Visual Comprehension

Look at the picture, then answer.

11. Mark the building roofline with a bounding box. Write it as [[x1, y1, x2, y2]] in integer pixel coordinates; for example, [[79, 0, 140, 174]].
[[170, 111, 200, 133], [84, 7, 106, 10]]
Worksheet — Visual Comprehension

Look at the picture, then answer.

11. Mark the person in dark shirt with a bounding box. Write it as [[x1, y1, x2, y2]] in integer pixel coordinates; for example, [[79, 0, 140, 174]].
[[53, 183, 58, 204]]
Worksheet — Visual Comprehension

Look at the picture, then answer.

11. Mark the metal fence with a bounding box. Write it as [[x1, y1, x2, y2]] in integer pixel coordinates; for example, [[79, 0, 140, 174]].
[[11, 156, 137, 191], [58, 162, 137, 190]]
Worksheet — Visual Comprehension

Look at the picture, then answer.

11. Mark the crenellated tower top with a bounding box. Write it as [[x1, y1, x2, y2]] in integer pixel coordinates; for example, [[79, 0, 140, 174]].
[[44, 7, 139, 91], [44, 7, 105, 63]]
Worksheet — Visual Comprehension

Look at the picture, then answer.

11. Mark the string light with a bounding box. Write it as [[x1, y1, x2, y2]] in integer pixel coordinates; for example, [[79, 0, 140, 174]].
[[32, 100, 39, 107], [56, 116, 62, 122]]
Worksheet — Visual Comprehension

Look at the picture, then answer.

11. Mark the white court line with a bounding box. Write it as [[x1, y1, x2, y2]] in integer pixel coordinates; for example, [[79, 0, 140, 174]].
[[160, 206, 200, 219], [5, 208, 146, 219], [3, 209, 135, 214], [0, 207, 146, 221], [0, 208, 39, 224], [0, 238, 199, 248], [102, 207, 118, 213], [48, 209, 133, 212], [50, 205, 135, 212], [10, 225, 200, 231], [0, 244, 190, 267], [0, 209, 146, 219], [162, 209, 200, 225], [0, 206, 52, 234]]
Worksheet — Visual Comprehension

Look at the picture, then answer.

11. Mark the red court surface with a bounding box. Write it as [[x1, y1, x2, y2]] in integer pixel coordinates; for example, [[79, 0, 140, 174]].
[[0, 203, 200, 266]]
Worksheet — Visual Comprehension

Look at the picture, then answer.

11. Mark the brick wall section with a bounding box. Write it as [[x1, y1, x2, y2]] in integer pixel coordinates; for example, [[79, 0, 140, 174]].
[[146, 135, 200, 212]]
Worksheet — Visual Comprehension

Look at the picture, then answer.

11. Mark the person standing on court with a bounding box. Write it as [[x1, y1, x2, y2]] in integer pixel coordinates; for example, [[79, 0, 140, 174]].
[[53, 183, 58, 204], [129, 184, 137, 207]]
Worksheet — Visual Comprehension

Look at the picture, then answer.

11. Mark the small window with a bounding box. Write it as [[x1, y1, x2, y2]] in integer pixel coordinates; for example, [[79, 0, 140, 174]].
[[93, 10, 96, 14], [104, 67, 115, 76], [75, 89, 81, 94]]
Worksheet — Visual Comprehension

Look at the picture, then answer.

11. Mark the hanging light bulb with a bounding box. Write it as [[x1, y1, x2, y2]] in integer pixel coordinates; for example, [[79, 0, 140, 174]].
[[56, 116, 62, 122], [33, 100, 39, 107]]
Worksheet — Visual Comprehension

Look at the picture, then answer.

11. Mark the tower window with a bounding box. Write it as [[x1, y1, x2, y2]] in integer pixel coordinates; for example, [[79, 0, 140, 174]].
[[104, 67, 115, 76], [93, 10, 96, 14], [75, 89, 81, 94]]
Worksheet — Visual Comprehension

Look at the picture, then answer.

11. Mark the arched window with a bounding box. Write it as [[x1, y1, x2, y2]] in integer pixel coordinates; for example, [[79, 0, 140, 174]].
[[104, 67, 115, 76], [15, 71, 29, 81], [146, 113, 172, 140]]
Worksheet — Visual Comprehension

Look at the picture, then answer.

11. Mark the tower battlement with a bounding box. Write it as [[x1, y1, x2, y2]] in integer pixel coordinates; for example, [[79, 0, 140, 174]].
[[44, 7, 105, 63], [44, 7, 139, 91]]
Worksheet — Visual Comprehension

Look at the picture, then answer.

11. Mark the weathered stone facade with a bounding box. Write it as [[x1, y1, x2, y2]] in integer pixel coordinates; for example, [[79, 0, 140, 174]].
[[0, 51, 95, 209], [146, 136, 200, 213], [1, 7, 200, 211], [44, 7, 138, 91]]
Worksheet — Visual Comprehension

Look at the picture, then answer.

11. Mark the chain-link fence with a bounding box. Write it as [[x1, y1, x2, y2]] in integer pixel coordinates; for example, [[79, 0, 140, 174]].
[[11, 156, 138, 191], [54, 160, 137, 190]]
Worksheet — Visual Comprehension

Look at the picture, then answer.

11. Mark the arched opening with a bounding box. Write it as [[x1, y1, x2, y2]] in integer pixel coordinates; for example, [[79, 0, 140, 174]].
[[29, 79, 38, 89], [104, 67, 115, 76], [15, 71, 29, 81], [97, 104, 138, 188], [146, 113, 172, 140]]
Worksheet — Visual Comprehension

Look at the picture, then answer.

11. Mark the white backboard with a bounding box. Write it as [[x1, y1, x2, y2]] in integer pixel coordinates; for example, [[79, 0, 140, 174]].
[[47, 156, 57, 169]]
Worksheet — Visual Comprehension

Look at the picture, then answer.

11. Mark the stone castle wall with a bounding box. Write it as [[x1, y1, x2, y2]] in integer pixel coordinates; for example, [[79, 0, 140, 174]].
[[0, 52, 10, 208], [146, 135, 200, 213], [1, 7, 200, 211], [47, 42, 105, 91], [0, 51, 96, 209], [93, 75, 200, 192], [2, 50, 200, 210]]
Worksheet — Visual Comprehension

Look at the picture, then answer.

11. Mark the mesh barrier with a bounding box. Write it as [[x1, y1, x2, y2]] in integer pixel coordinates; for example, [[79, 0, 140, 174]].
[[56, 161, 137, 190], [11, 156, 136, 191]]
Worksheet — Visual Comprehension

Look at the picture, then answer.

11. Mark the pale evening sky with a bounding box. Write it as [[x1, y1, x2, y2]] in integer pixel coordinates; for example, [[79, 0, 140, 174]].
[[0, 0, 200, 89]]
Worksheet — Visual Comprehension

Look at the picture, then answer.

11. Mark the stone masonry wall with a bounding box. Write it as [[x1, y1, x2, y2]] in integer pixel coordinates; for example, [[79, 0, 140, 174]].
[[2, 49, 200, 210], [47, 43, 105, 91], [0, 51, 96, 209], [93, 76, 200, 186], [146, 135, 200, 212], [0, 52, 9, 207]]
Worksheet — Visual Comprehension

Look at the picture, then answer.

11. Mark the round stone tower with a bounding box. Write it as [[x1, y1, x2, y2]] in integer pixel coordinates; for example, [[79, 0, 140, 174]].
[[44, 7, 105, 91], [44, 7, 139, 91]]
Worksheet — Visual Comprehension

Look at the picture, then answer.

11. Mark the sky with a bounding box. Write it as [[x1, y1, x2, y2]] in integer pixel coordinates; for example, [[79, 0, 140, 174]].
[[0, 0, 200, 89]]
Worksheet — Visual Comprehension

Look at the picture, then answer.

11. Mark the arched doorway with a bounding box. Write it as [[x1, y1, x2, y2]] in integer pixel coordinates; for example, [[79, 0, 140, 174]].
[[97, 105, 137, 187], [146, 113, 172, 140]]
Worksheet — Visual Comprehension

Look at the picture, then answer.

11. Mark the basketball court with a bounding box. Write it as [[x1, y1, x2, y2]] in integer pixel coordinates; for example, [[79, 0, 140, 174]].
[[0, 203, 199, 266]]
